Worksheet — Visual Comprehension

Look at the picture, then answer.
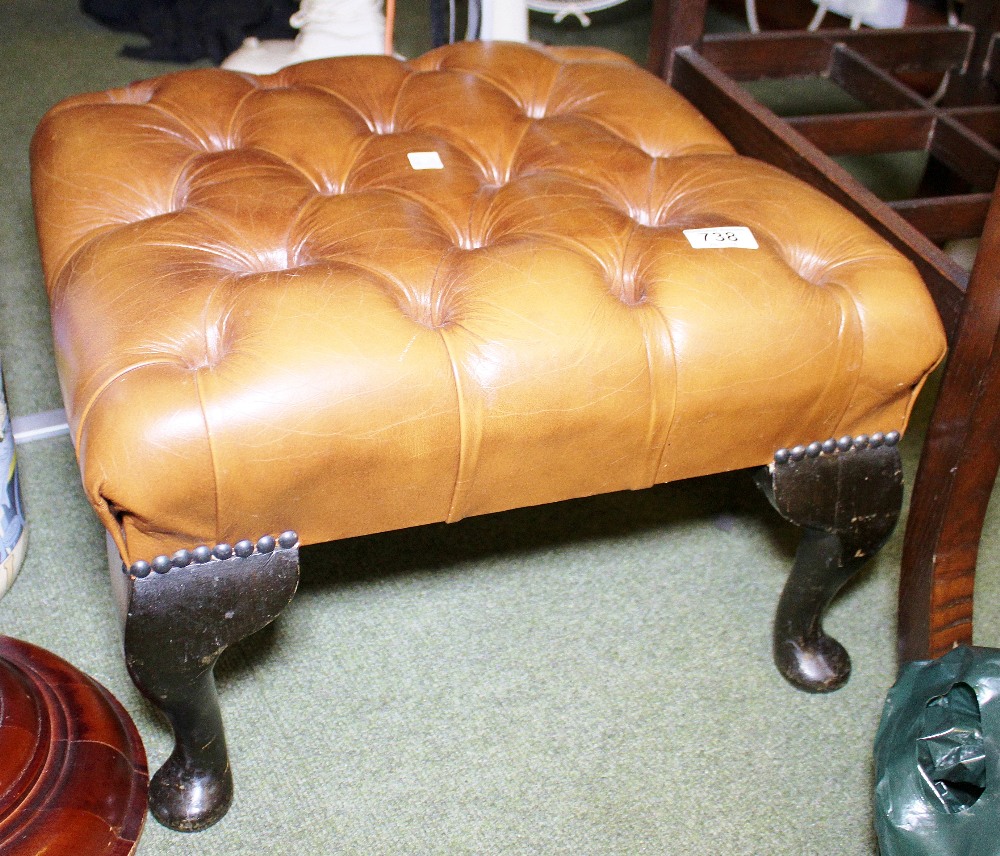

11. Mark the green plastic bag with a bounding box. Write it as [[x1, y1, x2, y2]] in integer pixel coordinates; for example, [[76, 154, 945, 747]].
[[874, 645, 1000, 855]]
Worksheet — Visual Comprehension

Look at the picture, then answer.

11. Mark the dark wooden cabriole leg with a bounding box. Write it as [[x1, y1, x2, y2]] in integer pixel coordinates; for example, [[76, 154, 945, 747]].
[[648, 0, 708, 80], [899, 187, 1000, 663], [115, 532, 300, 832], [755, 433, 903, 693]]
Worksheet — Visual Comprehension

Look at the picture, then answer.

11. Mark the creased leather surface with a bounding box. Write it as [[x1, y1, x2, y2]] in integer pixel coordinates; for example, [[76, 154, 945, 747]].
[[30, 41, 947, 563]]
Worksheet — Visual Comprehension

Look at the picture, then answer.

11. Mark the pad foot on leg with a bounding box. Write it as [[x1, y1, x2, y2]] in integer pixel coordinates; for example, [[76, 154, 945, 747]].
[[756, 433, 903, 692], [115, 533, 300, 831]]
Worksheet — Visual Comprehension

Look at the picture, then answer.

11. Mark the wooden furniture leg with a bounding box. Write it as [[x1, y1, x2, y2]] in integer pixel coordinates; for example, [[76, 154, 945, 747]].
[[111, 534, 300, 831], [899, 186, 1000, 662], [757, 434, 904, 692], [648, 0, 707, 81]]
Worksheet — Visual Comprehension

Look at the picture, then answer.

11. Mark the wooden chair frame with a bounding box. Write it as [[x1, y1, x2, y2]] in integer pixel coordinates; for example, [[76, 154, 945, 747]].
[[649, 0, 1000, 663]]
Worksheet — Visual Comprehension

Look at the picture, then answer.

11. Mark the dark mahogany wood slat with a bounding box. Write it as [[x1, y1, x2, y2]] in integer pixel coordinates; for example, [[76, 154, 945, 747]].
[[756, 51, 1000, 192], [959, 0, 1000, 86], [829, 44, 929, 111], [647, 0, 707, 80], [787, 111, 933, 155], [669, 47, 967, 337], [890, 193, 993, 241], [930, 114, 1000, 189], [699, 33, 834, 79], [846, 26, 975, 75], [698, 26, 974, 81], [899, 185, 1000, 661], [0, 636, 147, 855], [947, 104, 1000, 144], [987, 32, 1000, 87]]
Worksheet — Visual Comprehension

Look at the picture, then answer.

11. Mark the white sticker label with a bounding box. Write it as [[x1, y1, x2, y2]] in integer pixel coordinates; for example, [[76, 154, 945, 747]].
[[407, 151, 444, 170], [683, 226, 759, 249]]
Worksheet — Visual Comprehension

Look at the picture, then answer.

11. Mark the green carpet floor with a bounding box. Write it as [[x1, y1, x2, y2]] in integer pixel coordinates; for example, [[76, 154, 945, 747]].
[[3, 2, 999, 854]]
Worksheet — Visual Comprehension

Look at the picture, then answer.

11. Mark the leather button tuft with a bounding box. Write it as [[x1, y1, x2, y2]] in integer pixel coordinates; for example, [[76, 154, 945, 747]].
[[107, 83, 155, 105], [192, 321, 230, 370], [149, 315, 235, 371], [630, 208, 655, 228], [218, 246, 290, 276], [455, 233, 485, 251], [612, 267, 647, 307], [782, 245, 834, 286], [201, 135, 240, 153]]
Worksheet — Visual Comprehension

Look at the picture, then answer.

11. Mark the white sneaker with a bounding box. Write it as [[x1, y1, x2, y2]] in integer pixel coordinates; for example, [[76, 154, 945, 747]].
[[222, 0, 385, 75]]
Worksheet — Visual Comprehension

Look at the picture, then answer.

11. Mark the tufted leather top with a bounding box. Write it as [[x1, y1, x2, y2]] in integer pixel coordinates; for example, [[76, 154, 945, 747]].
[[31, 41, 946, 564]]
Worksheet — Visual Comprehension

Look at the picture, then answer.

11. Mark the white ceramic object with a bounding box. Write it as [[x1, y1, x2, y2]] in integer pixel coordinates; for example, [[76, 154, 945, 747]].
[[222, 0, 385, 75]]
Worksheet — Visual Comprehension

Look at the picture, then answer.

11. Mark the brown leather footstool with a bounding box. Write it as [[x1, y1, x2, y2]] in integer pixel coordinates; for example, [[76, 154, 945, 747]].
[[31, 41, 946, 832]]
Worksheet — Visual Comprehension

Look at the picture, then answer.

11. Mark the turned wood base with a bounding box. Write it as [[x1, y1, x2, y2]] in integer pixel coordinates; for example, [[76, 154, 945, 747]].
[[0, 636, 148, 854]]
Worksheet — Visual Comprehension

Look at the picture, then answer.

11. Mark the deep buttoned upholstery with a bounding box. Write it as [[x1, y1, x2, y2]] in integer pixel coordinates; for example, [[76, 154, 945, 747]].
[[31, 41, 946, 564]]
